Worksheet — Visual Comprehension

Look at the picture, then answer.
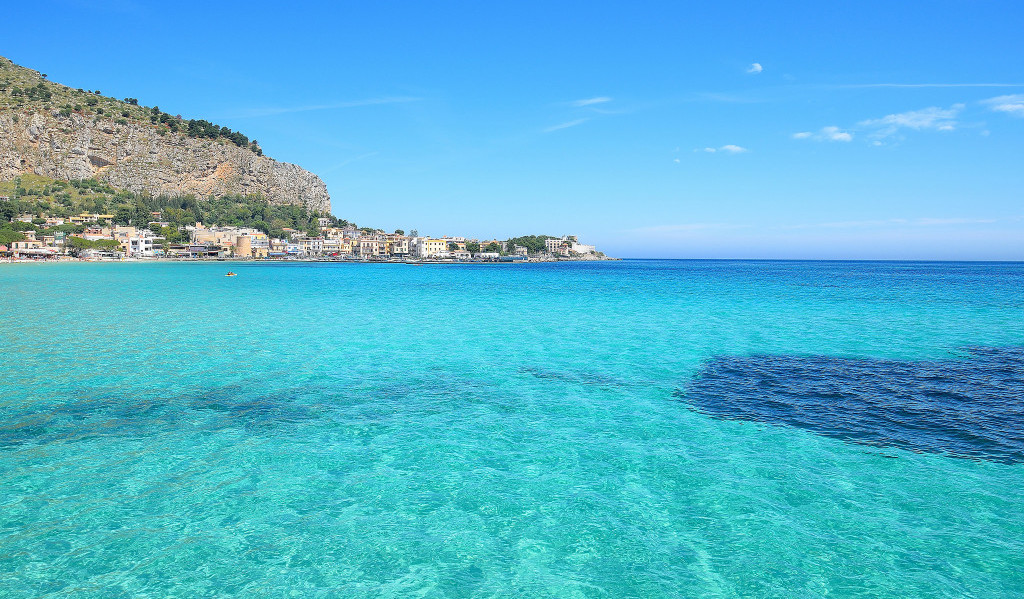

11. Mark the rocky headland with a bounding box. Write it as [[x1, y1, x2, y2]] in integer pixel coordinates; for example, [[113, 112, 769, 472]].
[[0, 56, 330, 212]]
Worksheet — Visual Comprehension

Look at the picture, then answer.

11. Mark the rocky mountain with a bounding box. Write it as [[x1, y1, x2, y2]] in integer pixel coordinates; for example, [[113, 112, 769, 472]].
[[0, 56, 330, 213]]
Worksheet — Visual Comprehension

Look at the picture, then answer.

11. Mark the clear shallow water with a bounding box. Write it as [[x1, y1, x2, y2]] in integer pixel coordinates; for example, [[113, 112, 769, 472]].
[[1, 260, 1023, 597]]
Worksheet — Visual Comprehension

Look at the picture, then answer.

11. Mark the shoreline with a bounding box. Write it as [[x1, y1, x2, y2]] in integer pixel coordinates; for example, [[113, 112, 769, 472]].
[[0, 255, 620, 266]]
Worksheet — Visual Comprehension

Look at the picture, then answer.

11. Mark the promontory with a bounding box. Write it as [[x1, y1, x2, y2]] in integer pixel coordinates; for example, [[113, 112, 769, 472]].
[[0, 56, 330, 213]]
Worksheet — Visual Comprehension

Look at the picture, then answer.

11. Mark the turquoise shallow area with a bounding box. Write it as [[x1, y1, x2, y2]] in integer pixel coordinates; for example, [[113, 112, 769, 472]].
[[1, 260, 1023, 597]]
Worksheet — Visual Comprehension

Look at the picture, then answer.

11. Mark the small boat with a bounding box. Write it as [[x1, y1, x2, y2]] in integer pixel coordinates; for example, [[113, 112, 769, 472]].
[[225, 272, 238, 277]]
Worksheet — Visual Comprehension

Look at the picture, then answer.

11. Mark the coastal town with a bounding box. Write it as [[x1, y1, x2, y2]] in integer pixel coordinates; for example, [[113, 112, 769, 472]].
[[0, 208, 610, 263]]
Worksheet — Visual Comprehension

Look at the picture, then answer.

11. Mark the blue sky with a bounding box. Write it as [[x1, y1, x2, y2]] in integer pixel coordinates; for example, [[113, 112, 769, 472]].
[[4, 0, 1023, 258]]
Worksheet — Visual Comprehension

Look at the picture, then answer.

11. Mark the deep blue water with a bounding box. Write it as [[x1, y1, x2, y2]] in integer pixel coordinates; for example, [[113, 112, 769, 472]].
[[1, 260, 1023, 597], [680, 346, 1024, 463]]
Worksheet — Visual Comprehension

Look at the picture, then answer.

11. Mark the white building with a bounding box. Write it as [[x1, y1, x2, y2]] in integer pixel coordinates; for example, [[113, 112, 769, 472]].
[[544, 235, 594, 255], [300, 237, 325, 255], [545, 237, 567, 254], [128, 235, 156, 257]]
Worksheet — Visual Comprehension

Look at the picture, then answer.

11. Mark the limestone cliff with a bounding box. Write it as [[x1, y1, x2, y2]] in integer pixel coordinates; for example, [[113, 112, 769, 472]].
[[0, 56, 330, 213]]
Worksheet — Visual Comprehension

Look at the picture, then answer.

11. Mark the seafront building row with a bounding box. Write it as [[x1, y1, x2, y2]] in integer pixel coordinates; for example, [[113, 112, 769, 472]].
[[1, 212, 605, 262]]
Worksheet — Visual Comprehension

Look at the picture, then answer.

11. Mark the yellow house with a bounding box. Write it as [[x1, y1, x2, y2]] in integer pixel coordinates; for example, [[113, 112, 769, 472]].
[[69, 212, 116, 224], [425, 238, 448, 256]]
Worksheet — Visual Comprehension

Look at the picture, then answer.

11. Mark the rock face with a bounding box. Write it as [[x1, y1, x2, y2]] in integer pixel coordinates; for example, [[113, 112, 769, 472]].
[[0, 111, 331, 213]]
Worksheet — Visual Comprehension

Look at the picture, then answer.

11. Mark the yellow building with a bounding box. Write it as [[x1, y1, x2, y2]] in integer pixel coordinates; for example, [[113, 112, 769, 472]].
[[425, 238, 448, 256], [69, 213, 116, 224]]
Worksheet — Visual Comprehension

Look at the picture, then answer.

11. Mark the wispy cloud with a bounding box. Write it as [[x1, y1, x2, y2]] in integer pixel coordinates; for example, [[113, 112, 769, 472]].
[[787, 217, 996, 229], [794, 103, 967, 146], [792, 126, 853, 142], [859, 104, 963, 138], [570, 96, 612, 107], [982, 94, 1024, 116], [228, 96, 420, 118], [691, 92, 764, 104], [915, 217, 997, 226], [838, 83, 1024, 89], [746, 63, 763, 74], [544, 118, 588, 133], [629, 223, 750, 234], [698, 144, 748, 154]]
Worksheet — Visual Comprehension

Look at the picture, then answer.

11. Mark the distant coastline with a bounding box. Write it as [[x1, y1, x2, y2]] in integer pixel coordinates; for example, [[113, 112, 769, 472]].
[[0, 254, 618, 266]]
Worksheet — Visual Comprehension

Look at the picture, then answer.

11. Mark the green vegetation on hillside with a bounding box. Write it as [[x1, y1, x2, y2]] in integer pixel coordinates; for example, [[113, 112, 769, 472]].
[[505, 235, 554, 254], [0, 56, 262, 155], [0, 226, 25, 245], [1, 174, 339, 241]]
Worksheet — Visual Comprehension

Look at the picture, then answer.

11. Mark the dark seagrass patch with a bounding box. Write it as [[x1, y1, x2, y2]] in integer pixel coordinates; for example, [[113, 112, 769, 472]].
[[677, 346, 1024, 464]]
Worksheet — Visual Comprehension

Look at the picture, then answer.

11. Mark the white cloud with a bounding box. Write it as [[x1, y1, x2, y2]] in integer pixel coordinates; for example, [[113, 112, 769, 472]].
[[794, 104, 966, 146], [698, 145, 748, 153], [859, 104, 963, 137], [544, 118, 588, 133], [570, 97, 612, 107], [982, 94, 1024, 116], [746, 63, 763, 74], [630, 223, 750, 234], [915, 217, 996, 226], [792, 126, 852, 142], [228, 96, 420, 118], [822, 127, 853, 142], [840, 83, 1024, 89], [787, 217, 995, 229]]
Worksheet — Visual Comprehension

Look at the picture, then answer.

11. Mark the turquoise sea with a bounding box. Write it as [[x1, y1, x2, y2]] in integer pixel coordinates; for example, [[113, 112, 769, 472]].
[[1, 260, 1023, 598]]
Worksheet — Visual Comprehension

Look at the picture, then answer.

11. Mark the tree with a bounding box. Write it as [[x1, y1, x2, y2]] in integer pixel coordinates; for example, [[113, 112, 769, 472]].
[[394, 229, 404, 235], [484, 242, 501, 253], [506, 235, 551, 254], [0, 202, 16, 222], [448, 242, 460, 251], [0, 229, 26, 245], [114, 208, 133, 225], [465, 241, 480, 253], [409, 229, 419, 237], [66, 237, 122, 257]]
